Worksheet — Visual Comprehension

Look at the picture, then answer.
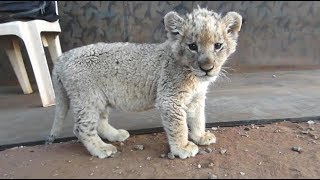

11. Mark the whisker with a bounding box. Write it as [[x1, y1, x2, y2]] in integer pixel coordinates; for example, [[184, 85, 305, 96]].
[[216, 69, 231, 83]]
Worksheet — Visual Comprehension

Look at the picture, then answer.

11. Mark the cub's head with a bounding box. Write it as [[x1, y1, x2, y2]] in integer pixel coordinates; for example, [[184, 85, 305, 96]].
[[164, 7, 242, 79]]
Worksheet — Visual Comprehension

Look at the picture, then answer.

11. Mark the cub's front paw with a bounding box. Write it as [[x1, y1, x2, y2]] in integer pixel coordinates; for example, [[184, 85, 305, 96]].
[[88, 143, 118, 159], [170, 141, 199, 159], [190, 131, 216, 145]]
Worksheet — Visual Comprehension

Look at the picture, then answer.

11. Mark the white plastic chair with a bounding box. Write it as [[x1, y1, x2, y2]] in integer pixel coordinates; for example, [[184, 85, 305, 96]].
[[0, 1, 62, 107]]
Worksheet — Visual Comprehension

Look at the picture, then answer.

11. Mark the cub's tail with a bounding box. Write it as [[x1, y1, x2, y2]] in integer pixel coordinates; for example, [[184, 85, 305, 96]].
[[45, 70, 69, 145]]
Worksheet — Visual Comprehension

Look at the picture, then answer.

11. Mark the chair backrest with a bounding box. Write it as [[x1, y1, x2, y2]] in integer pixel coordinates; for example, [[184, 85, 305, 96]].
[[0, 1, 59, 23]]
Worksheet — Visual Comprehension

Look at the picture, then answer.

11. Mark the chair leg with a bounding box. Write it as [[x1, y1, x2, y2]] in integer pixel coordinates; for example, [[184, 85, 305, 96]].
[[45, 34, 62, 63], [4, 39, 33, 94], [23, 31, 55, 107]]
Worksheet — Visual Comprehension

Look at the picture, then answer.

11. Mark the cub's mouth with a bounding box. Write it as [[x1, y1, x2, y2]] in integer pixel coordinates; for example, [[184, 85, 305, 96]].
[[199, 67, 213, 76], [184, 65, 218, 77], [184, 66, 218, 81]]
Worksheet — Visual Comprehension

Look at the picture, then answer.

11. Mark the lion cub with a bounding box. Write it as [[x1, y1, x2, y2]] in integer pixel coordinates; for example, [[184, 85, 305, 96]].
[[46, 7, 242, 159]]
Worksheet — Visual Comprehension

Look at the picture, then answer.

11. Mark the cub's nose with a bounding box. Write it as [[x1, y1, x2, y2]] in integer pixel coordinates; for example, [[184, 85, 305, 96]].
[[199, 61, 214, 72]]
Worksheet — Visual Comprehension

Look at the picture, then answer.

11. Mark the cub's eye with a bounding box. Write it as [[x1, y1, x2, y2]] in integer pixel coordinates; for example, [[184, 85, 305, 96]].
[[188, 43, 198, 51], [214, 43, 222, 50]]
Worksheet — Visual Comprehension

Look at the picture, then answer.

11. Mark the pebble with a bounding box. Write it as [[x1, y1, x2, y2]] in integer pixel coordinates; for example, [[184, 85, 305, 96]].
[[208, 163, 214, 167], [240, 172, 245, 176], [198, 150, 207, 155], [120, 142, 124, 146], [208, 174, 218, 179], [160, 154, 166, 158], [168, 152, 175, 160], [205, 147, 213, 153], [146, 156, 151, 160], [309, 133, 319, 140], [220, 148, 227, 154], [197, 164, 202, 168], [258, 162, 262, 166], [133, 144, 144, 151], [274, 129, 281, 133], [296, 135, 303, 138], [244, 127, 250, 131], [301, 130, 309, 134], [240, 133, 249, 137], [291, 146, 302, 153], [307, 120, 315, 125], [310, 140, 317, 144], [211, 127, 218, 131], [272, 74, 277, 78], [308, 127, 315, 131]]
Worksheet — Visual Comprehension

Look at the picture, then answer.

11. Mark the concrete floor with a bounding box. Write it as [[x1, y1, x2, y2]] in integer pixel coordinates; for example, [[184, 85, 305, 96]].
[[0, 70, 320, 147]]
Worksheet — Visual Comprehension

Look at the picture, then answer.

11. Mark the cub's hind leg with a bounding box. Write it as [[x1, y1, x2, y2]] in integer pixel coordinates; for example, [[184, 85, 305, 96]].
[[71, 94, 117, 159], [97, 107, 130, 142]]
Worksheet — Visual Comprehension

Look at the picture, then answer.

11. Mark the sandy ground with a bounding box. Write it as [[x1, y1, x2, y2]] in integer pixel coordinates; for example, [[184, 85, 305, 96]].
[[0, 120, 319, 179]]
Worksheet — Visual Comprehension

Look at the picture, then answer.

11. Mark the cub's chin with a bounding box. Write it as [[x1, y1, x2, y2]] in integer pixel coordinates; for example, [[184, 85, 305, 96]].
[[197, 74, 218, 82]]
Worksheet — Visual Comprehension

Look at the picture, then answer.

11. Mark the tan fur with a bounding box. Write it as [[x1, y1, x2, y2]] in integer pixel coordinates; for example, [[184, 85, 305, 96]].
[[46, 7, 242, 159]]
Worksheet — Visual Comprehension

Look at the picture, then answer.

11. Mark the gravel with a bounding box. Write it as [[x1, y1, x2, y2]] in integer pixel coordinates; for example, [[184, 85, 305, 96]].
[[211, 127, 218, 131], [308, 127, 315, 131], [198, 150, 207, 155], [310, 133, 319, 140], [220, 148, 227, 154], [291, 146, 302, 153], [307, 120, 315, 125], [205, 147, 213, 153], [160, 154, 166, 158], [133, 144, 144, 151]]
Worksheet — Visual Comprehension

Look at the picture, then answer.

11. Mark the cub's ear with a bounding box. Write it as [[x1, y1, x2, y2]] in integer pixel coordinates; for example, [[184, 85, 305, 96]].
[[164, 11, 184, 36], [223, 12, 242, 38]]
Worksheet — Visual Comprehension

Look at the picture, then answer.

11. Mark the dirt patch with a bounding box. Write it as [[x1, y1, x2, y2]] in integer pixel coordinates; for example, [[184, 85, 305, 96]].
[[0, 120, 320, 179]]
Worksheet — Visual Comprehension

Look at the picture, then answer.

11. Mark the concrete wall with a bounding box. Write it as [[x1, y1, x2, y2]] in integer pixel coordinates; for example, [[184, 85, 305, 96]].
[[1, 1, 320, 85]]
